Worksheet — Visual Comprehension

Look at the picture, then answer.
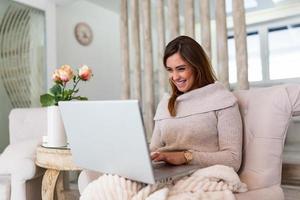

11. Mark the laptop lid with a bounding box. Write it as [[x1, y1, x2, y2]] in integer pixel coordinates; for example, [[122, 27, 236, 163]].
[[58, 100, 156, 184]]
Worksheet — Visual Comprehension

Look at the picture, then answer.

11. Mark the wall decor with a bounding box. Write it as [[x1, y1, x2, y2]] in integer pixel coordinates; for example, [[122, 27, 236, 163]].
[[74, 22, 93, 46]]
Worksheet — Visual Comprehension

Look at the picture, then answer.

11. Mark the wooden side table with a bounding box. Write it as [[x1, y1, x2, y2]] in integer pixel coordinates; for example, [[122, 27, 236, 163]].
[[36, 146, 81, 200]]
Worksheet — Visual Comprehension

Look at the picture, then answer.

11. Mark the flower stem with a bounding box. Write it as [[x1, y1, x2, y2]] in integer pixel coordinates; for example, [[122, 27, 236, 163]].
[[62, 82, 66, 100], [70, 77, 81, 100]]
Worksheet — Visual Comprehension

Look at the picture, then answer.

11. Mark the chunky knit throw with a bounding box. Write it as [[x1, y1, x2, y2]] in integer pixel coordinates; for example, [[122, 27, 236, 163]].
[[80, 165, 247, 200]]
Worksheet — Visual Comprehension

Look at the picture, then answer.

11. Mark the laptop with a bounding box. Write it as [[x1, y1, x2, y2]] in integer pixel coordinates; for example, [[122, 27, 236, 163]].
[[58, 100, 199, 184]]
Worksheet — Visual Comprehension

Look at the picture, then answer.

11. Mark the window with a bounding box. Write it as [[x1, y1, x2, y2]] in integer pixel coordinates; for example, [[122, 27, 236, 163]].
[[227, 18, 300, 85], [268, 24, 300, 80], [228, 32, 262, 83]]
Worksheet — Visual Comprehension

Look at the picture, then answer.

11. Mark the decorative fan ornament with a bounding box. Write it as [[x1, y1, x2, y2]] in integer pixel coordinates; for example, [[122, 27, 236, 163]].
[[0, 3, 46, 108]]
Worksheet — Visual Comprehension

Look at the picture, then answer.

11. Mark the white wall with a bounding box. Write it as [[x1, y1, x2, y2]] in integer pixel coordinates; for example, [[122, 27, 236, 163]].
[[56, 0, 121, 100]]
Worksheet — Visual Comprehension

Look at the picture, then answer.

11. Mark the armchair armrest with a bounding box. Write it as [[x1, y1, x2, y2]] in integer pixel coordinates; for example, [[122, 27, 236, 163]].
[[0, 139, 41, 180]]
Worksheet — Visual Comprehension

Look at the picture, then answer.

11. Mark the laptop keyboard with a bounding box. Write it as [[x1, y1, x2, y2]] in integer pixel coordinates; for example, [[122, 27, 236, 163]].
[[152, 161, 167, 168]]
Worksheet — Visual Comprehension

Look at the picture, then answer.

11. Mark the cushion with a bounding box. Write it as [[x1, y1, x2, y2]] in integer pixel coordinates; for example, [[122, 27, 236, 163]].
[[234, 84, 300, 190], [9, 108, 47, 144]]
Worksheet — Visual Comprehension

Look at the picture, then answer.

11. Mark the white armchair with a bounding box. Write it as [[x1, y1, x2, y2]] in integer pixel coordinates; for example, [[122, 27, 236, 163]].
[[0, 108, 47, 200]]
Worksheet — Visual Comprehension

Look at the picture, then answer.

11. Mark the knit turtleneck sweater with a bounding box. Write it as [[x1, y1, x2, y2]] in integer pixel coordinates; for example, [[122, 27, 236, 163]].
[[150, 82, 242, 172]]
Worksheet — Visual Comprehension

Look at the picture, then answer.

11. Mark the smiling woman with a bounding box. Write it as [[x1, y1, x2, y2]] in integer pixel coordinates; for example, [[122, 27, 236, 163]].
[[162, 36, 217, 117], [78, 35, 245, 199], [150, 35, 242, 170], [165, 53, 195, 93]]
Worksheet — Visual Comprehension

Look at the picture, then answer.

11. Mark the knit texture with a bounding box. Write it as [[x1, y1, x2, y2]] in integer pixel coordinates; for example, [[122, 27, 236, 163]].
[[80, 165, 247, 200], [150, 82, 243, 171]]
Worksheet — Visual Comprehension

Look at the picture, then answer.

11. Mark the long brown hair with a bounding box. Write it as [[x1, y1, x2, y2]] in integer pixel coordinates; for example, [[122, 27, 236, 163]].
[[163, 35, 217, 116]]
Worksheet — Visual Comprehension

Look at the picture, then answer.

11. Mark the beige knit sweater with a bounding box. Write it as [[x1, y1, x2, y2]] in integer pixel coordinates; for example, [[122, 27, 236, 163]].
[[150, 82, 242, 171]]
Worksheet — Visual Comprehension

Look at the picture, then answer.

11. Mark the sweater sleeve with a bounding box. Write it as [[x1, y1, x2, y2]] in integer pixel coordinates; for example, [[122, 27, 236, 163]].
[[149, 121, 164, 152], [189, 103, 243, 172]]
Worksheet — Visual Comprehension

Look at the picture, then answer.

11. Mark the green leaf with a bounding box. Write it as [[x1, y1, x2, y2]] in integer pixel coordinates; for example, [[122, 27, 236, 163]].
[[73, 96, 88, 101], [62, 89, 73, 100], [55, 94, 63, 102], [40, 94, 56, 107], [50, 84, 62, 96], [66, 89, 73, 96], [79, 96, 88, 100]]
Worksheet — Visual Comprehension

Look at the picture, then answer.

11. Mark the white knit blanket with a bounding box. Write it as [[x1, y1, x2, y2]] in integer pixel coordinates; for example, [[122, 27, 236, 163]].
[[80, 165, 247, 200]]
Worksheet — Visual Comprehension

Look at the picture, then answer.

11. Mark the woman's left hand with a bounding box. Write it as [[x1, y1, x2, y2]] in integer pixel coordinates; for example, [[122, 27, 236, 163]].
[[151, 151, 187, 165]]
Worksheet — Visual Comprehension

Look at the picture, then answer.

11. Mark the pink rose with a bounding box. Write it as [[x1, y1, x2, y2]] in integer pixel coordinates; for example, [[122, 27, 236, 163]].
[[52, 69, 61, 83], [79, 65, 92, 81], [58, 65, 74, 82]]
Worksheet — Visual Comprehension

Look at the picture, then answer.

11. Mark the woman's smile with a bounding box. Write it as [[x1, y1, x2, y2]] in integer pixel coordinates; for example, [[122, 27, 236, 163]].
[[166, 53, 195, 93]]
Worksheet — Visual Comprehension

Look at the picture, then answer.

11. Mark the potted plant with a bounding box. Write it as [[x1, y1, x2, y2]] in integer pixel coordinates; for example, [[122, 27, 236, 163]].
[[40, 64, 93, 147]]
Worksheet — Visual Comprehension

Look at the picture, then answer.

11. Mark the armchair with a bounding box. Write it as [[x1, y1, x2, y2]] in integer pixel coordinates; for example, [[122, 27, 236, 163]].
[[77, 84, 300, 199], [0, 108, 47, 200]]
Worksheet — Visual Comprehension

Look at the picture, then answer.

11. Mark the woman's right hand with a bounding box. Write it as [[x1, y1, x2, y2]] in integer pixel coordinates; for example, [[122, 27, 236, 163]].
[[150, 151, 187, 165]]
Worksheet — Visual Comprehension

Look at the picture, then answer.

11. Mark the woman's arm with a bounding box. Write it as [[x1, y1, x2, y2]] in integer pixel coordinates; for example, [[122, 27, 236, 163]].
[[150, 121, 188, 165], [189, 103, 243, 171], [149, 121, 164, 152]]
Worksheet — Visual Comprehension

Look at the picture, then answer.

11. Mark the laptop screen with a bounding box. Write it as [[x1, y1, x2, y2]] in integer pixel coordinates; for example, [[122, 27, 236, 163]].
[[59, 100, 156, 184]]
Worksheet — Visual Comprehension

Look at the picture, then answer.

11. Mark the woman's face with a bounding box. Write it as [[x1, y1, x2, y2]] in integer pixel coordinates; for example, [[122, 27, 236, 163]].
[[166, 52, 195, 93]]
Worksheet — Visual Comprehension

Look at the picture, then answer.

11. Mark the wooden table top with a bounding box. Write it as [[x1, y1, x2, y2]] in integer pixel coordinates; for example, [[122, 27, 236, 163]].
[[36, 146, 81, 171]]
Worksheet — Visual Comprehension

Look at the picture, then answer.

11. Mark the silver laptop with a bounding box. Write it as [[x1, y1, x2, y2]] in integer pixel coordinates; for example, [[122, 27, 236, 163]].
[[59, 100, 199, 184]]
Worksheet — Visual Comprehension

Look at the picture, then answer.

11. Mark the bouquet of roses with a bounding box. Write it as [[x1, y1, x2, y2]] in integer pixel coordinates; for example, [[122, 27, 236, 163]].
[[40, 64, 93, 107]]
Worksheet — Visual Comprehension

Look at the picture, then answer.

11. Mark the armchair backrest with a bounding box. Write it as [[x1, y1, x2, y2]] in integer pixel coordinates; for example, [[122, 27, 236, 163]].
[[9, 108, 47, 144], [233, 84, 300, 190]]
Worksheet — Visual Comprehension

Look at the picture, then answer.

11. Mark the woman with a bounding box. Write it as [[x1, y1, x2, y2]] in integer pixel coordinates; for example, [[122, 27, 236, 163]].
[[80, 36, 244, 199], [150, 35, 242, 172]]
